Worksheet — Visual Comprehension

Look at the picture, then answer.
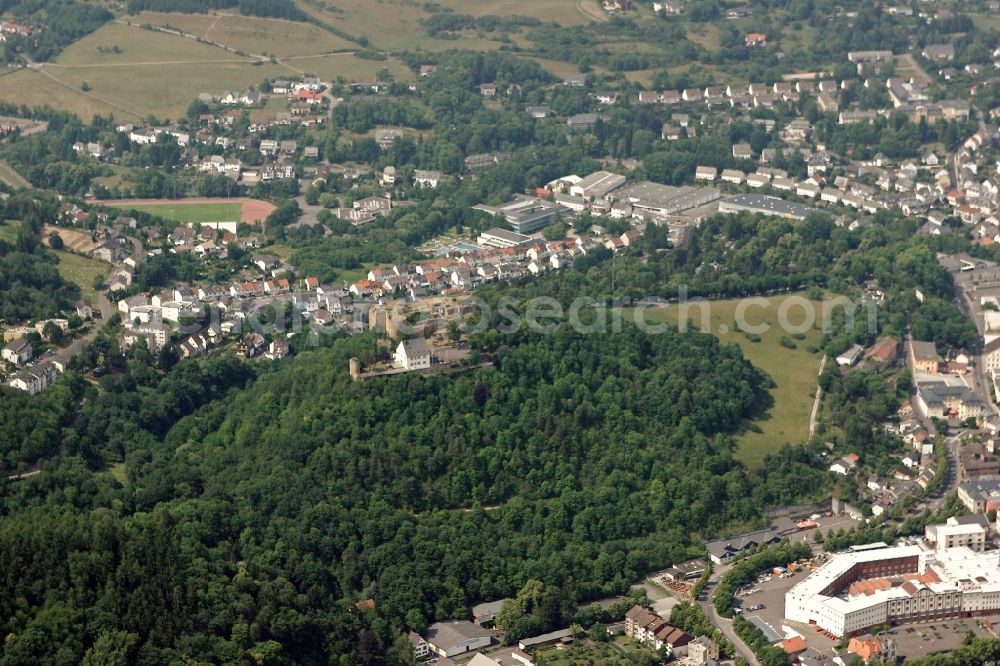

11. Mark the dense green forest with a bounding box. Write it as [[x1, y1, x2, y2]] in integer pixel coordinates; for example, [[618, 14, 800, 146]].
[[126, 0, 305, 20], [0, 317, 779, 663], [0, 0, 112, 62], [0, 196, 81, 321]]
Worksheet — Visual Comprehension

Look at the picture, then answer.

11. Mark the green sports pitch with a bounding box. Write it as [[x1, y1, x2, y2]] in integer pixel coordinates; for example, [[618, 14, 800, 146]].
[[127, 202, 242, 224]]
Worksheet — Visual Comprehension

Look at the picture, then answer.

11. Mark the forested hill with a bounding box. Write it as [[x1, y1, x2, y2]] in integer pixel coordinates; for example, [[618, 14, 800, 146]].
[[0, 324, 772, 663]]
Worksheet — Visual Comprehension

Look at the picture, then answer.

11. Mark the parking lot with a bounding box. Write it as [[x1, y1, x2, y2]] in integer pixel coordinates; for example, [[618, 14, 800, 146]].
[[732, 550, 1000, 660], [734, 565, 805, 639]]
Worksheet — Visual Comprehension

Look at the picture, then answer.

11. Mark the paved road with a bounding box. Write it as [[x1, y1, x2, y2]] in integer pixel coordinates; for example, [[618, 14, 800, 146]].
[[808, 355, 826, 435], [698, 567, 761, 666], [52, 236, 137, 369]]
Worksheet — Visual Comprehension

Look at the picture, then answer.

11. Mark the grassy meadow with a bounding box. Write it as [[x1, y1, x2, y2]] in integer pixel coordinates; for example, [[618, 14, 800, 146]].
[[54, 251, 107, 303], [631, 293, 828, 467], [134, 11, 356, 57]]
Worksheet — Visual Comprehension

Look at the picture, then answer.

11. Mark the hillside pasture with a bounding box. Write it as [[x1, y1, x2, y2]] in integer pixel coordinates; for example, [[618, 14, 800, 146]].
[[286, 53, 410, 82], [434, 0, 594, 24], [48, 60, 290, 121], [134, 11, 356, 57], [52, 21, 242, 66], [0, 69, 120, 120]]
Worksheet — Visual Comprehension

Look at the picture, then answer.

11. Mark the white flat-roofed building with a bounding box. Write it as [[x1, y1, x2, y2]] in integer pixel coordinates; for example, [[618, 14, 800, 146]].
[[785, 544, 925, 636], [569, 171, 627, 200], [786, 541, 1000, 637], [615, 181, 720, 216], [925, 522, 987, 552], [477, 227, 532, 249]]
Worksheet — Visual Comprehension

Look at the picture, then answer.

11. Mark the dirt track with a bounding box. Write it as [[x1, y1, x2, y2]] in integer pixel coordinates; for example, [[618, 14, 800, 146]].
[[96, 197, 276, 224]]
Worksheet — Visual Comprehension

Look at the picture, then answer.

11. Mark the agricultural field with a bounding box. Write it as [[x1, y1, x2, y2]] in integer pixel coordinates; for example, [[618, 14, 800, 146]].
[[134, 11, 357, 57], [54, 250, 107, 303], [435, 0, 595, 24], [27, 21, 293, 120], [123, 202, 242, 224], [49, 60, 290, 121], [632, 293, 827, 467], [52, 22, 243, 66], [294, 0, 594, 51], [0, 69, 120, 120], [42, 225, 99, 254]]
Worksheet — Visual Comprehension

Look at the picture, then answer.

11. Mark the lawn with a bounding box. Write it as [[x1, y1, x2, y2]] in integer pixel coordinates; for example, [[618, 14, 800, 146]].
[[54, 250, 108, 303], [126, 202, 242, 223], [249, 95, 291, 123], [534, 637, 645, 664], [631, 293, 828, 467]]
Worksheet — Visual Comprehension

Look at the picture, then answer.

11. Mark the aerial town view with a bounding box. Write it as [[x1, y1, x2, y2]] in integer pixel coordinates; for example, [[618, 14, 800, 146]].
[[11, 0, 1000, 664]]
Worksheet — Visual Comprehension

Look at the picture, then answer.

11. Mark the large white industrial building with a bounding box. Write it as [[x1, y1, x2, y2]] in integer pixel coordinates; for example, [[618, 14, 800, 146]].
[[785, 534, 1000, 637]]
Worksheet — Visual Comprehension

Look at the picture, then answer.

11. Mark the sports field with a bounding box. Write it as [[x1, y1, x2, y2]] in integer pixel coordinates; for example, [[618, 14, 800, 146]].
[[632, 293, 828, 467], [102, 197, 276, 224], [123, 202, 242, 224]]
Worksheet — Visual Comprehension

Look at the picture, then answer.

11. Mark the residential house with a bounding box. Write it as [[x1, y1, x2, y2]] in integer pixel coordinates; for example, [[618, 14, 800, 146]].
[[1, 337, 32, 364], [830, 453, 860, 475], [909, 340, 941, 373], [8, 361, 58, 394]]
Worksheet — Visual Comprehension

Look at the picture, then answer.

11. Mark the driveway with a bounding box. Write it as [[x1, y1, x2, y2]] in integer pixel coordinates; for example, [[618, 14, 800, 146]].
[[633, 581, 678, 618]]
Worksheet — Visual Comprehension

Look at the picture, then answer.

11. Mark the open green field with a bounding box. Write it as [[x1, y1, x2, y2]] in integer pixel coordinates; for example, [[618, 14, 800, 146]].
[[435, 0, 594, 24], [284, 53, 410, 82], [28, 21, 292, 120], [296, 0, 594, 51], [53, 21, 244, 66], [48, 59, 289, 121], [0, 69, 121, 119], [54, 250, 107, 303], [134, 11, 356, 57], [631, 293, 827, 467], [127, 202, 242, 223]]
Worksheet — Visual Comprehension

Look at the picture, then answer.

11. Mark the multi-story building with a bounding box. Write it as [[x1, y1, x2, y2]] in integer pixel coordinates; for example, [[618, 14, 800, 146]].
[[785, 539, 1000, 637]]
